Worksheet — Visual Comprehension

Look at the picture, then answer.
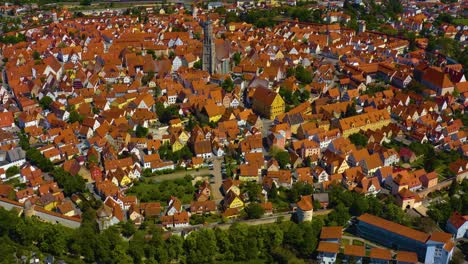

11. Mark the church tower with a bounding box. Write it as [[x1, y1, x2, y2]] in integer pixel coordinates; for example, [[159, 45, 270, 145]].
[[202, 18, 216, 74]]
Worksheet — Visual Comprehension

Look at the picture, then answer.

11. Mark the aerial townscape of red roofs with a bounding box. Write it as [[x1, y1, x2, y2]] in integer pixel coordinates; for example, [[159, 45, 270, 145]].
[[0, 0, 466, 263]]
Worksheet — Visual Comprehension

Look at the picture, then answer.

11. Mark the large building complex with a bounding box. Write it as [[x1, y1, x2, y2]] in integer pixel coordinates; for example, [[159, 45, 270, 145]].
[[356, 214, 454, 264]]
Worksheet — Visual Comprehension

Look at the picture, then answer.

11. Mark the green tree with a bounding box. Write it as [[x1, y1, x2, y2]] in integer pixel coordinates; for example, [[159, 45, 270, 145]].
[[349, 133, 369, 148], [245, 203, 265, 219], [6, 166, 19, 178], [51, 167, 86, 196], [193, 60, 202, 70], [294, 66, 312, 84], [39, 96, 53, 110], [225, 12, 241, 24], [345, 102, 357, 117], [135, 125, 148, 138], [120, 220, 136, 238], [242, 181, 262, 202], [155, 102, 179, 124], [273, 150, 291, 169], [449, 180, 460, 196], [185, 229, 218, 264], [221, 77, 234, 92], [141, 71, 155, 86], [286, 67, 296, 77], [69, 110, 84, 123], [233, 52, 241, 66], [80, 0, 91, 5], [327, 202, 351, 226], [32, 50, 41, 60]]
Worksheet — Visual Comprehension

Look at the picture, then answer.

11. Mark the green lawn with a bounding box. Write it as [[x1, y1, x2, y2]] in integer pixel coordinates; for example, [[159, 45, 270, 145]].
[[454, 19, 468, 26], [341, 238, 350, 246], [127, 176, 195, 204], [352, 240, 364, 246]]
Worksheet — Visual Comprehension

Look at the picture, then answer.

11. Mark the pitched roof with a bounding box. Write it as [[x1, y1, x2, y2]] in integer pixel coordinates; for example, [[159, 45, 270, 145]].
[[344, 245, 366, 257], [358, 213, 430, 243], [252, 87, 281, 106], [422, 66, 453, 89], [448, 211, 468, 229], [320, 226, 343, 240], [317, 241, 340, 253], [396, 251, 418, 263], [296, 195, 313, 211], [370, 248, 392, 260]]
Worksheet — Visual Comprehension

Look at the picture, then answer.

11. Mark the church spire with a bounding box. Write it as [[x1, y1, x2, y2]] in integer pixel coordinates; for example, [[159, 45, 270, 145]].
[[202, 17, 216, 74]]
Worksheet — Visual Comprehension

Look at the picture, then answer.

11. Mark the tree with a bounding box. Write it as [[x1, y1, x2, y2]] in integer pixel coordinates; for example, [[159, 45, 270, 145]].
[[39, 96, 53, 110], [221, 77, 234, 92], [155, 102, 179, 124], [141, 71, 155, 85], [69, 110, 84, 123], [434, 13, 454, 26], [285, 68, 295, 78], [135, 125, 149, 138], [287, 182, 314, 203], [274, 150, 290, 169], [225, 12, 241, 24], [32, 50, 40, 60], [449, 180, 460, 196], [327, 202, 351, 226], [185, 229, 218, 264], [193, 60, 202, 70], [349, 133, 369, 148], [233, 52, 241, 66], [350, 197, 369, 216], [6, 166, 19, 178], [80, 0, 91, 5], [51, 167, 86, 196], [242, 181, 262, 202], [345, 102, 357, 117], [26, 148, 54, 172], [120, 220, 136, 238], [245, 203, 265, 219], [294, 66, 312, 84], [0, 33, 26, 44]]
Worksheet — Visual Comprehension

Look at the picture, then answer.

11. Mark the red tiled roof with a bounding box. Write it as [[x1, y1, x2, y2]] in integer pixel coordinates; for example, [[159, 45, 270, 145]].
[[344, 245, 365, 257], [317, 241, 340, 253], [358, 213, 430, 243], [370, 248, 392, 260], [296, 195, 313, 211], [320, 226, 343, 240], [396, 251, 418, 263], [448, 212, 468, 229]]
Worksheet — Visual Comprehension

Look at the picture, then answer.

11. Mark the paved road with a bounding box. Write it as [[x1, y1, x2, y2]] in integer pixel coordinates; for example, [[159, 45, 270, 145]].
[[172, 209, 333, 231], [418, 178, 454, 198]]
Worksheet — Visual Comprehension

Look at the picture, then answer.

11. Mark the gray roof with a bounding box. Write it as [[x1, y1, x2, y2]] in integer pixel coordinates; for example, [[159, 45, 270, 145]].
[[313, 193, 329, 203], [6, 148, 26, 162]]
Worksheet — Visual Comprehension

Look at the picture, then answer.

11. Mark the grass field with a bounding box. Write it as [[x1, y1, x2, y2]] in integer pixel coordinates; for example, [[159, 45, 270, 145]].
[[352, 240, 365, 246], [341, 238, 350, 246], [454, 19, 468, 26]]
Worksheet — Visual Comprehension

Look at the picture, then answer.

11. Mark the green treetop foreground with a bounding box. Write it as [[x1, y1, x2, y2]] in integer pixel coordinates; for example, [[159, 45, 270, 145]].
[[0, 206, 324, 264], [0, 183, 436, 264]]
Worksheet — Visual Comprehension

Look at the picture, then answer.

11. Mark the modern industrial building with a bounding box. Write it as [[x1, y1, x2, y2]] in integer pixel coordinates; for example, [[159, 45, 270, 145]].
[[356, 214, 454, 264]]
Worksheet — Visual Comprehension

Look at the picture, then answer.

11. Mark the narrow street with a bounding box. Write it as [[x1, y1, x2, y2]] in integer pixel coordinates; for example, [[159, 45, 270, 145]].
[[172, 209, 333, 231]]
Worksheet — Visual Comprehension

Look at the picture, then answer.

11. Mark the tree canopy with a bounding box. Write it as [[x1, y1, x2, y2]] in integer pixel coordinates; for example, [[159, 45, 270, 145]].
[[349, 133, 369, 148]]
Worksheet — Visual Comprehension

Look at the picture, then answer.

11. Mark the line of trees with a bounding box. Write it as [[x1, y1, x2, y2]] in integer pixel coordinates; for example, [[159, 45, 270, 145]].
[[0, 206, 325, 264]]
